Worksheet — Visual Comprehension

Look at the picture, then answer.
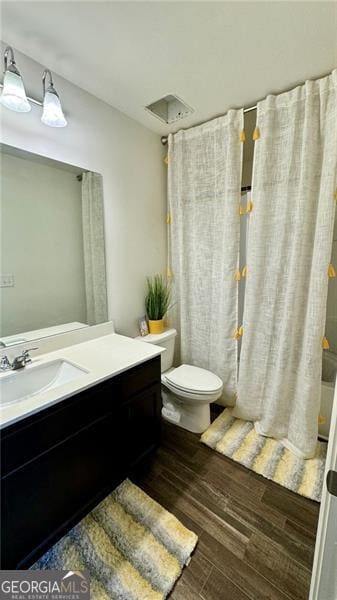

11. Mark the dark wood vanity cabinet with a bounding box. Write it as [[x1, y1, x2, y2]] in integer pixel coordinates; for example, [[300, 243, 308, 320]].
[[0, 356, 161, 569]]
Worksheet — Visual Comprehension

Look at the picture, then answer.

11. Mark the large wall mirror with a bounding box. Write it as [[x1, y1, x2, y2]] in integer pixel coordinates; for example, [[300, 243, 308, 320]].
[[0, 144, 108, 347]]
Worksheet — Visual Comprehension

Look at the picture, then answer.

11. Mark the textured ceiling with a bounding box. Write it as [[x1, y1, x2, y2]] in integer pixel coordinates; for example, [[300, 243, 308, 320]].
[[1, 1, 337, 134]]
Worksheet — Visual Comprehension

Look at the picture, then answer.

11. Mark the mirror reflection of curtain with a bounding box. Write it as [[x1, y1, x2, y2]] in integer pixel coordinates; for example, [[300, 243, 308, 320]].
[[235, 70, 337, 458], [81, 172, 108, 325]]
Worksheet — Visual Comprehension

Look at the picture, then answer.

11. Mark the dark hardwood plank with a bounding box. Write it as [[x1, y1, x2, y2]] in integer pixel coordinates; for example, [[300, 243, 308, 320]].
[[158, 461, 253, 540], [284, 517, 317, 545], [244, 532, 311, 600], [134, 420, 319, 600], [198, 532, 293, 600], [140, 480, 204, 539], [170, 546, 212, 599], [196, 446, 267, 498], [144, 472, 249, 559], [262, 484, 318, 532], [200, 564, 251, 600], [224, 495, 314, 569], [159, 444, 287, 532], [201, 464, 285, 529]]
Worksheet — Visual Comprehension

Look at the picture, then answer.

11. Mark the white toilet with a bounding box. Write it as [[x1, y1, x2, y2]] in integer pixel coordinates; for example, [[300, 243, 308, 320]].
[[139, 328, 223, 433]]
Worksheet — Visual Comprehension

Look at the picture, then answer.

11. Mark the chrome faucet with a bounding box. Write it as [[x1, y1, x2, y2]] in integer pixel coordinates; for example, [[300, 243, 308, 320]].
[[0, 356, 12, 371], [0, 348, 38, 371]]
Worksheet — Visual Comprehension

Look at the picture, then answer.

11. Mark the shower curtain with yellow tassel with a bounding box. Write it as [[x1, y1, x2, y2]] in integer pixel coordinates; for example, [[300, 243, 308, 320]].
[[234, 70, 337, 458], [168, 110, 244, 405]]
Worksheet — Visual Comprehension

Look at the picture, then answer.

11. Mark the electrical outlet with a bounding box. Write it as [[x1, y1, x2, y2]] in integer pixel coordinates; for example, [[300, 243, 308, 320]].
[[0, 274, 15, 288]]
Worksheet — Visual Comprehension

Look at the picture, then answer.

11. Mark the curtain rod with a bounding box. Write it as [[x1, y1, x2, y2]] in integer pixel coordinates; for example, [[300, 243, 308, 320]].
[[160, 68, 334, 145], [161, 104, 256, 145]]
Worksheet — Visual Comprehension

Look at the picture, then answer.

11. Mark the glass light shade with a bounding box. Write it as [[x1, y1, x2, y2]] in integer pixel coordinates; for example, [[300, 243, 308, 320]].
[[41, 89, 67, 127], [0, 69, 31, 112]]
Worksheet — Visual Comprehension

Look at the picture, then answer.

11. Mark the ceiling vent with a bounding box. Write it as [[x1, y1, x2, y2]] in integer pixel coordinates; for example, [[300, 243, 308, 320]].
[[145, 94, 194, 124]]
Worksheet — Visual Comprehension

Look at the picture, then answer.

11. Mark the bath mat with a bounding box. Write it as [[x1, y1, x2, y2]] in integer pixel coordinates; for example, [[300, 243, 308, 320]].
[[32, 479, 198, 599], [201, 409, 327, 502]]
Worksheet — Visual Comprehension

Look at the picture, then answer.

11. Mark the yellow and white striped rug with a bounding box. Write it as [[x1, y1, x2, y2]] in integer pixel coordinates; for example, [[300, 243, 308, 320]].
[[33, 479, 198, 599], [201, 409, 327, 502]]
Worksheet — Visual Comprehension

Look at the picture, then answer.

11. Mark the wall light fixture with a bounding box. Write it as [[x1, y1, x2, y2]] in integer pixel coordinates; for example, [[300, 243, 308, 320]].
[[0, 45, 68, 127], [41, 68, 67, 127]]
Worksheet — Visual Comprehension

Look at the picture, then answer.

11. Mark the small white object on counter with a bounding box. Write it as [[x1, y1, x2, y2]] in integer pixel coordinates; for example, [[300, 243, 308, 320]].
[[0, 333, 165, 429]]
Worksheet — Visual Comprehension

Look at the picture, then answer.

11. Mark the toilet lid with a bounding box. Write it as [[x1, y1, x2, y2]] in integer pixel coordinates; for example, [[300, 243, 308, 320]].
[[165, 364, 223, 394]]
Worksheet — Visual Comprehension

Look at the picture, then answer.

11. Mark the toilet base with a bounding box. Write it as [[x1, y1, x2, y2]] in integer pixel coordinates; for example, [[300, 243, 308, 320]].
[[161, 389, 211, 433]]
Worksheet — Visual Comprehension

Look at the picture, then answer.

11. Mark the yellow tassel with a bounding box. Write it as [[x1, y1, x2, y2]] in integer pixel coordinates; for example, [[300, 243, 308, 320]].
[[334, 189, 337, 202], [239, 129, 246, 142], [239, 204, 244, 215], [253, 127, 260, 141], [235, 271, 241, 281], [322, 337, 330, 350], [166, 212, 171, 225], [246, 200, 254, 213], [318, 415, 326, 425], [234, 326, 243, 340], [163, 154, 169, 165], [166, 267, 172, 278], [328, 263, 336, 278], [241, 265, 248, 277]]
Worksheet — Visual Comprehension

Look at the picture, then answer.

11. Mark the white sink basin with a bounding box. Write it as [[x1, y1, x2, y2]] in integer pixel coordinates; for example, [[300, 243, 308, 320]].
[[0, 359, 89, 406]]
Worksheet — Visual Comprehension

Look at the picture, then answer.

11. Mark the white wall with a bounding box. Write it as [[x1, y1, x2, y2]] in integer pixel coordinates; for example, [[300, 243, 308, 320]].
[[0, 43, 167, 337], [1, 152, 87, 336]]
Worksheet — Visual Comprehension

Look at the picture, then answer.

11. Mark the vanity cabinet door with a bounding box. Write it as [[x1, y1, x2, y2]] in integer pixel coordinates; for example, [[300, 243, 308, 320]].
[[2, 411, 124, 569], [123, 384, 162, 468], [1, 357, 162, 569]]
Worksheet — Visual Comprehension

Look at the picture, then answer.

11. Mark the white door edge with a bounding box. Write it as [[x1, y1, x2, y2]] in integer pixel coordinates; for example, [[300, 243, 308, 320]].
[[309, 378, 337, 600]]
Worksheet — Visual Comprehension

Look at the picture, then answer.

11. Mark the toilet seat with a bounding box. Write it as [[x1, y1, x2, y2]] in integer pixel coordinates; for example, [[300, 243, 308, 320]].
[[163, 364, 223, 396]]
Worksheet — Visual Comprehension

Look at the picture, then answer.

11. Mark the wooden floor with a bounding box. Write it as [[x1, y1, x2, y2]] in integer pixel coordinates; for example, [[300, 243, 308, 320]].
[[135, 413, 320, 600]]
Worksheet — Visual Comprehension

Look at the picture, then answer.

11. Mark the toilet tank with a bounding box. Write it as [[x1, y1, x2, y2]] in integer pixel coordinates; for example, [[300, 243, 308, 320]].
[[138, 328, 177, 373]]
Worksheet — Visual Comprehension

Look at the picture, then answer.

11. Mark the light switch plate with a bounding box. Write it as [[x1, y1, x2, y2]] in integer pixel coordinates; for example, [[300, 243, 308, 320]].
[[0, 274, 15, 288]]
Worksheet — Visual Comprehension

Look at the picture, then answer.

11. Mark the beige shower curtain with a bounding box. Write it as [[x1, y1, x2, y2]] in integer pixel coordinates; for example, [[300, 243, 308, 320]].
[[235, 70, 337, 458], [168, 110, 244, 404]]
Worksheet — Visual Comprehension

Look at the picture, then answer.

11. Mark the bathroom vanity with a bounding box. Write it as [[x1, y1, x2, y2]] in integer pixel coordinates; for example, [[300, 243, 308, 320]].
[[0, 334, 163, 569]]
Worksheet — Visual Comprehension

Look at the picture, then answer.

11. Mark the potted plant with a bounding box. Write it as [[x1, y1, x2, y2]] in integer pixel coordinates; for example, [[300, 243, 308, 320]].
[[145, 274, 171, 334]]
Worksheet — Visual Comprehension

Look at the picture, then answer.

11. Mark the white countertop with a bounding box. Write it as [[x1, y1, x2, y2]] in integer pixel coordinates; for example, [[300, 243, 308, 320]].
[[0, 333, 164, 429]]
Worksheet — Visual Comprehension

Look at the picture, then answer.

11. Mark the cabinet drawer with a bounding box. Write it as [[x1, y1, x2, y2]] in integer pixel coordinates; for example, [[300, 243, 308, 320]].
[[120, 357, 160, 398], [1, 376, 120, 477]]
